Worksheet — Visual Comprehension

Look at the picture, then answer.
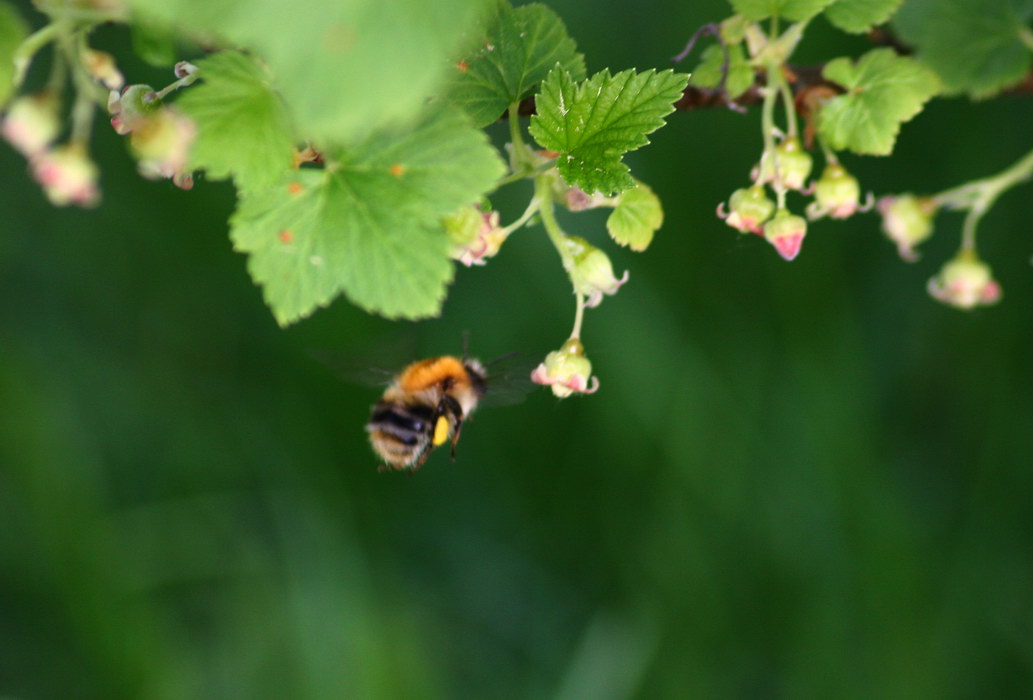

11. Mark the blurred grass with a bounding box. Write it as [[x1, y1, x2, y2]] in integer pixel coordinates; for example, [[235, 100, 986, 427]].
[[2, 0, 1033, 698]]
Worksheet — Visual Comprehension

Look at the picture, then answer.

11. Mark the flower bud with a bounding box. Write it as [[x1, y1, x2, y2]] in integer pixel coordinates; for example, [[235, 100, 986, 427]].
[[718, 185, 774, 234], [556, 183, 615, 212], [877, 194, 937, 261], [755, 137, 812, 191], [2, 93, 60, 158], [108, 84, 158, 135], [129, 106, 195, 186], [174, 61, 199, 79], [530, 338, 599, 398], [808, 163, 862, 219], [763, 208, 807, 261], [82, 49, 124, 90], [566, 236, 628, 307], [32, 144, 100, 207], [446, 205, 504, 267], [927, 252, 1001, 310]]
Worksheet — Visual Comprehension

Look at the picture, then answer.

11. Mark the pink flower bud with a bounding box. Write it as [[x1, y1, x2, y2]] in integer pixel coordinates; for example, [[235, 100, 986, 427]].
[[530, 338, 599, 398], [82, 49, 124, 90], [174, 61, 199, 79], [927, 252, 1001, 310], [559, 184, 615, 212], [754, 137, 813, 191], [129, 107, 196, 186], [763, 208, 807, 261], [2, 93, 60, 158], [566, 236, 628, 307], [718, 185, 774, 234], [32, 144, 100, 207], [807, 163, 864, 219], [447, 205, 505, 267], [877, 194, 937, 261]]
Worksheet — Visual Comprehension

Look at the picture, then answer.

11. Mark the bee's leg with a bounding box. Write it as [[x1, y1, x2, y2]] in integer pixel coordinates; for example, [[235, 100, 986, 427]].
[[441, 395, 465, 460]]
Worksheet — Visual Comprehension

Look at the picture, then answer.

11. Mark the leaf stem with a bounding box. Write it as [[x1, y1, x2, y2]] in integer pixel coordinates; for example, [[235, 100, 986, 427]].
[[760, 63, 786, 208], [772, 66, 798, 139], [499, 196, 541, 237], [11, 23, 61, 93], [570, 292, 585, 340], [534, 174, 573, 268]]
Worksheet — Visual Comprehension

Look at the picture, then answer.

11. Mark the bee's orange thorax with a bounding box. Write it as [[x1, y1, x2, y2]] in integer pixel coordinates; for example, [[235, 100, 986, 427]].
[[397, 356, 469, 392]]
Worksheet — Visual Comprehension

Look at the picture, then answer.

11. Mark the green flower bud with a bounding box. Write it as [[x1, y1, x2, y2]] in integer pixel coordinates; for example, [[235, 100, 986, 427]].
[[808, 163, 863, 220], [719, 185, 775, 234], [566, 236, 628, 308], [927, 251, 1001, 310], [755, 137, 812, 191], [2, 93, 60, 158], [530, 338, 599, 398], [877, 194, 937, 261]]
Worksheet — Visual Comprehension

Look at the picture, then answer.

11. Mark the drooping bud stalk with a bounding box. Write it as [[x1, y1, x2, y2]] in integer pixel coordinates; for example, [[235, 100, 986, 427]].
[[877, 194, 937, 261], [763, 208, 807, 261], [531, 338, 599, 398], [566, 236, 628, 307], [2, 93, 60, 158], [927, 251, 1001, 310], [31, 144, 100, 207], [718, 185, 775, 234]]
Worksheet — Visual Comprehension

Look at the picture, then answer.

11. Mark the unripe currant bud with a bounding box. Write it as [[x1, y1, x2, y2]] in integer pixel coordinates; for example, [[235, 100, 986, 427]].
[[755, 137, 812, 191], [566, 236, 629, 307], [927, 251, 1001, 310], [763, 208, 807, 261], [877, 194, 937, 261], [530, 338, 599, 398], [31, 144, 100, 207], [108, 84, 159, 135], [808, 163, 862, 219], [129, 107, 196, 186], [81, 49, 123, 90], [446, 205, 504, 267], [558, 184, 615, 212], [174, 61, 199, 79], [2, 93, 60, 158], [718, 185, 774, 234]]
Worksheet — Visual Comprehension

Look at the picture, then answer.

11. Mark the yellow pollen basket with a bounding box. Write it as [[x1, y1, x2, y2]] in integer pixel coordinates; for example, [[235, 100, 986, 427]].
[[432, 415, 450, 446]]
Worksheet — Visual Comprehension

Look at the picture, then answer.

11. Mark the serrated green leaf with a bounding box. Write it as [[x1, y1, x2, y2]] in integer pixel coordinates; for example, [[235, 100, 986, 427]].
[[893, 0, 1033, 98], [824, 0, 902, 33], [448, 1, 584, 127], [729, 0, 836, 21], [128, 0, 492, 145], [688, 44, 754, 100], [607, 181, 663, 251], [817, 48, 939, 156], [230, 107, 505, 324], [176, 51, 296, 193], [529, 66, 688, 196], [0, 1, 28, 106]]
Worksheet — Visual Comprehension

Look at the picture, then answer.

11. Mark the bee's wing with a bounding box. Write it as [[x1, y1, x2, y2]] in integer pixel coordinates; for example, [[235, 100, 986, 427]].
[[309, 349, 398, 388], [479, 352, 540, 408]]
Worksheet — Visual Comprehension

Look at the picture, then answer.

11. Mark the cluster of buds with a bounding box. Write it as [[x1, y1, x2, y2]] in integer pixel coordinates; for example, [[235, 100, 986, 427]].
[[877, 194, 937, 261], [446, 204, 505, 267], [531, 338, 599, 398], [928, 251, 1001, 310], [1, 93, 101, 207], [107, 67, 197, 190]]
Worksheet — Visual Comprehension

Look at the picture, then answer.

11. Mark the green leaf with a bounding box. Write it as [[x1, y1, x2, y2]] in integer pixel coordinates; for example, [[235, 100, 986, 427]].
[[893, 0, 1033, 98], [448, 1, 584, 127], [817, 48, 939, 156], [0, 1, 28, 106], [729, 0, 836, 22], [127, 0, 492, 145], [130, 19, 179, 67], [607, 181, 663, 252], [688, 43, 754, 100], [824, 0, 902, 33], [176, 51, 296, 193], [529, 66, 688, 196], [230, 107, 505, 324]]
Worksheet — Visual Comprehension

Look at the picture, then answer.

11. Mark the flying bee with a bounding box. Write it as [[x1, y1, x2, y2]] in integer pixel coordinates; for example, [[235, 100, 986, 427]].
[[365, 351, 531, 471]]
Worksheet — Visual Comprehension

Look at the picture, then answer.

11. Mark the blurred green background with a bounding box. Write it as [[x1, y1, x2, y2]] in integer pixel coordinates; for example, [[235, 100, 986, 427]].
[[3, 1, 1033, 698]]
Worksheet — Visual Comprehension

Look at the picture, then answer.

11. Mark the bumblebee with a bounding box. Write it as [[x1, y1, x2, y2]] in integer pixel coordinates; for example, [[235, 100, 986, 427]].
[[366, 356, 488, 471]]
